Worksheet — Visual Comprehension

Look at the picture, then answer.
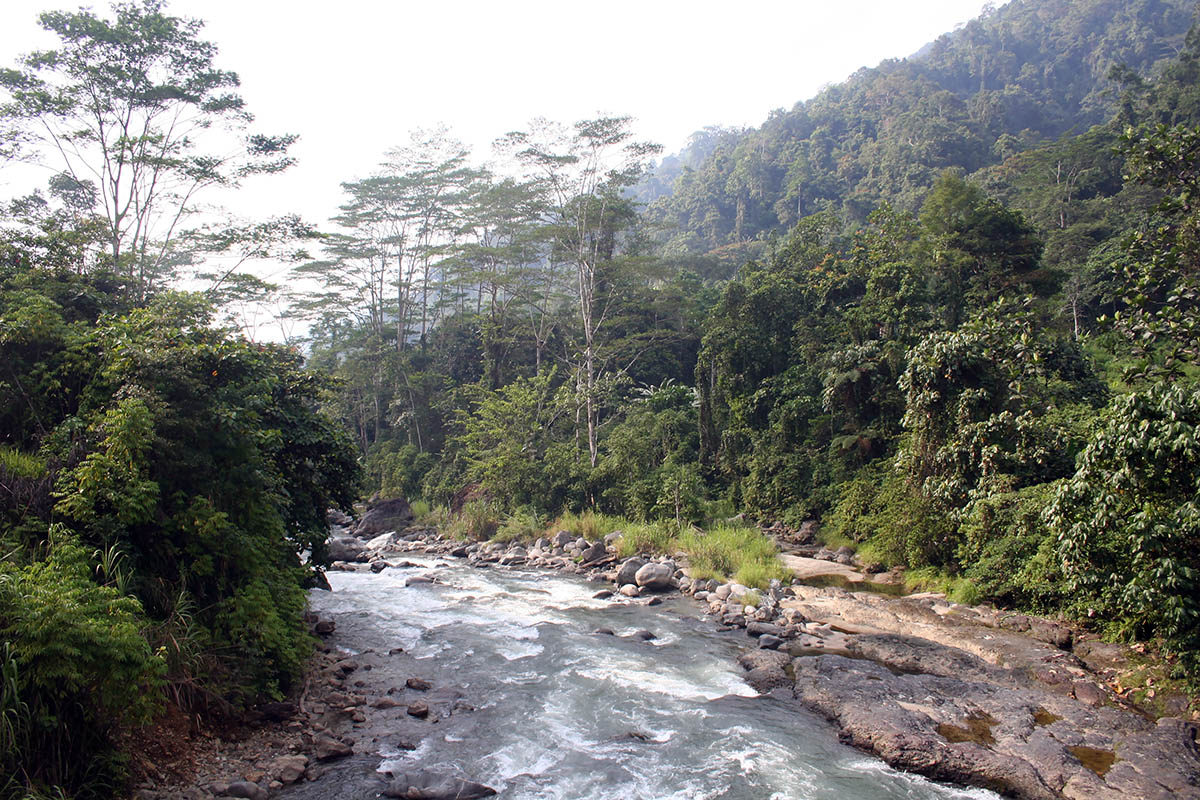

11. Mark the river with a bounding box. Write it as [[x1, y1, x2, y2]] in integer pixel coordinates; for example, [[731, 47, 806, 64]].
[[285, 555, 1000, 800]]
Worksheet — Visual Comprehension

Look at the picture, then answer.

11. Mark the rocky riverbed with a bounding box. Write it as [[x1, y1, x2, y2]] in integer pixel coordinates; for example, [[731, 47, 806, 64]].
[[322, 518, 1199, 800], [144, 516, 1198, 800]]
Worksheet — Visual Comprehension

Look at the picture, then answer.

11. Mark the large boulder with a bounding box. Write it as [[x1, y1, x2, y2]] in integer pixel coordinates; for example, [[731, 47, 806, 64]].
[[382, 773, 496, 799], [616, 557, 647, 586], [328, 537, 366, 563], [356, 497, 414, 538], [634, 561, 675, 591]]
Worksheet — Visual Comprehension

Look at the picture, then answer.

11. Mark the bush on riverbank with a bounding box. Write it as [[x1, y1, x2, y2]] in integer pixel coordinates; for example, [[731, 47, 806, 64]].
[[0, 270, 360, 798]]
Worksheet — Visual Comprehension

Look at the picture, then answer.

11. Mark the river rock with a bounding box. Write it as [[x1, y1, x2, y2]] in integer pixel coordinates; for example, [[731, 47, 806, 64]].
[[633, 629, 657, 641], [268, 755, 308, 785], [370, 560, 388, 572], [407, 700, 430, 718], [327, 537, 366, 562], [793, 650, 1200, 800], [313, 733, 353, 761], [616, 558, 647, 586], [366, 531, 401, 551], [314, 618, 335, 636], [580, 542, 607, 563], [744, 665, 792, 693], [619, 584, 640, 597], [551, 530, 573, 548], [714, 584, 732, 600], [634, 562, 674, 591], [737, 649, 791, 672], [221, 782, 266, 800], [407, 677, 432, 690], [382, 773, 497, 799], [356, 497, 414, 538], [593, 589, 614, 599], [758, 634, 784, 650], [746, 622, 784, 639]]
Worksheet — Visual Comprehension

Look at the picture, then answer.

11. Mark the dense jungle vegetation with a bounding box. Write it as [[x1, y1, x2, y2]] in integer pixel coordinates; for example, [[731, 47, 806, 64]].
[[2, 0, 1200, 796]]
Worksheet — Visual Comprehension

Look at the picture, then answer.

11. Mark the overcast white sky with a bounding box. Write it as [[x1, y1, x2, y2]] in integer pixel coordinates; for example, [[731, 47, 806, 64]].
[[0, 0, 1002, 229]]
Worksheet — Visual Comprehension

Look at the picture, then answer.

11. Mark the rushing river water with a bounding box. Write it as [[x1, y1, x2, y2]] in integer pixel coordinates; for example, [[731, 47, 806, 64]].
[[295, 556, 999, 800]]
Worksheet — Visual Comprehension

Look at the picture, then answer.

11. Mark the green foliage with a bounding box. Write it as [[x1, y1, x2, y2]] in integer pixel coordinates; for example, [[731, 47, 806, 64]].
[[899, 298, 1104, 512], [1048, 385, 1200, 679], [958, 482, 1066, 611], [0, 528, 164, 798], [367, 440, 436, 503], [445, 499, 501, 542], [598, 382, 703, 521], [612, 522, 678, 559], [828, 464, 958, 568], [455, 370, 584, 514], [550, 510, 624, 543], [678, 524, 790, 589], [492, 509, 545, 544]]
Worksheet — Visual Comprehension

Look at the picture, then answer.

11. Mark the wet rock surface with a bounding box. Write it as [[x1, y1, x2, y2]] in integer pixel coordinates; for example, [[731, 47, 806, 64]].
[[353, 525, 1198, 800], [778, 587, 1200, 799]]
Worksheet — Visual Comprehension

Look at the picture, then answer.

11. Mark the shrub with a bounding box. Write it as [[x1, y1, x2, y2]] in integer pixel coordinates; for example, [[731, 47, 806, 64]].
[[493, 509, 544, 544], [958, 482, 1065, 611], [446, 499, 500, 541], [0, 529, 164, 798], [1048, 385, 1200, 682], [827, 464, 957, 568]]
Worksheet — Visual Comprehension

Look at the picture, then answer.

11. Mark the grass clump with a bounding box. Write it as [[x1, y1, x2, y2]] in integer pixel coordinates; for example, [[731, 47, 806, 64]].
[[445, 499, 500, 541], [492, 508, 545, 544], [679, 524, 790, 590], [614, 521, 678, 558], [409, 498, 432, 520], [548, 510, 623, 542]]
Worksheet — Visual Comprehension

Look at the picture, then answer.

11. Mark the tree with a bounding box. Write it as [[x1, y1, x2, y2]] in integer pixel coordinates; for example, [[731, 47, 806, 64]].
[[498, 116, 661, 467], [0, 0, 295, 290]]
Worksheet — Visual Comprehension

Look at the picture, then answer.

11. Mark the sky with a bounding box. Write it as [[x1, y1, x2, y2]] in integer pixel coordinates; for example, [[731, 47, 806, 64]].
[[0, 0, 1004, 230]]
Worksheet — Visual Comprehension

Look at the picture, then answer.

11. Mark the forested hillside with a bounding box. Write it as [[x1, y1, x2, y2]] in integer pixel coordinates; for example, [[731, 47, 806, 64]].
[[645, 0, 1196, 260], [3, 0, 1200, 797]]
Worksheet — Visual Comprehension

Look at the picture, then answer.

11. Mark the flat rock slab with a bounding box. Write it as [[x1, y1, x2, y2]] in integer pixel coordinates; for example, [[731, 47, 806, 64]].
[[792, 654, 1200, 800], [771, 585, 1200, 800], [780, 555, 869, 582]]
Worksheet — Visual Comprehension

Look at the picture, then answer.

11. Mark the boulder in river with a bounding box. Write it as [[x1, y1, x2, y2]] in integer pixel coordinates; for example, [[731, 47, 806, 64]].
[[356, 497, 414, 538], [366, 531, 400, 551], [313, 733, 353, 761], [634, 562, 674, 591], [382, 773, 496, 799], [327, 537, 366, 563], [616, 557, 647, 586], [619, 584, 640, 597]]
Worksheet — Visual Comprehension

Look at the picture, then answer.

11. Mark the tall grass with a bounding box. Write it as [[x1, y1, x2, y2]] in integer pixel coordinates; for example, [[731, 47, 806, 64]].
[[445, 499, 499, 541], [679, 524, 791, 589], [547, 510, 623, 542], [492, 509, 545, 544], [613, 522, 678, 559]]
